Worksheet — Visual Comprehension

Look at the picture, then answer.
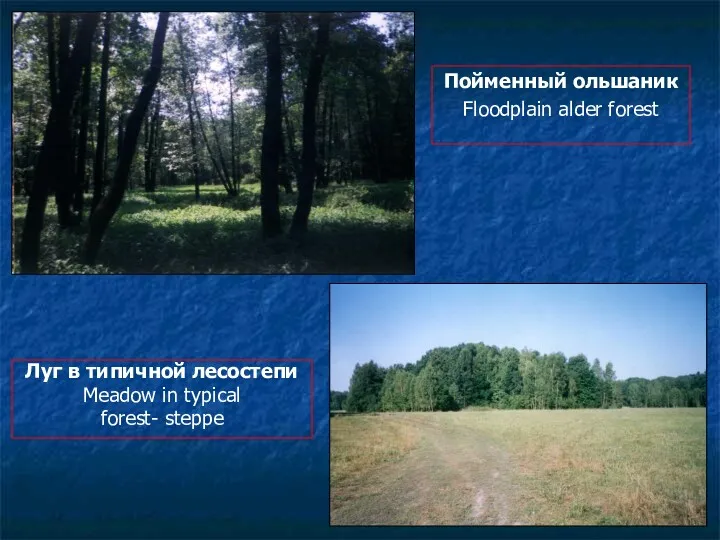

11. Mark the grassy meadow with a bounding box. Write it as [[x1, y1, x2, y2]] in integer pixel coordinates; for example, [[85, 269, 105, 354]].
[[12, 181, 414, 274], [330, 408, 706, 526]]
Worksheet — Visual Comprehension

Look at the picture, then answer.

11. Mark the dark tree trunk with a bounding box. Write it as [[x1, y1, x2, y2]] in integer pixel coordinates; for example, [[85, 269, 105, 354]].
[[74, 50, 93, 221], [227, 51, 238, 195], [53, 14, 79, 227], [344, 87, 353, 185], [84, 12, 170, 265], [176, 26, 201, 201], [260, 12, 283, 237], [23, 95, 35, 196], [104, 123, 109, 172], [151, 97, 163, 189], [328, 91, 335, 184], [143, 116, 151, 188], [291, 13, 331, 237], [20, 14, 100, 273], [46, 15, 57, 108], [87, 119, 95, 193], [282, 92, 301, 182], [92, 13, 111, 214], [192, 90, 233, 195], [188, 102, 201, 201], [363, 78, 382, 183], [57, 14, 70, 83], [371, 90, 385, 182], [278, 131, 293, 195], [71, 104, 80, 174], [203, 87, 232, 188], [116, 113, 124, 163], [145, 97, 160, 192], [316, 86, 328, 188]]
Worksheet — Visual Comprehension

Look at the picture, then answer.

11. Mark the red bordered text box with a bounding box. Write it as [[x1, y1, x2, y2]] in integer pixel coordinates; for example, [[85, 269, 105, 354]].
[[10, 358, 314, 441], [430, 64, 692, 146]]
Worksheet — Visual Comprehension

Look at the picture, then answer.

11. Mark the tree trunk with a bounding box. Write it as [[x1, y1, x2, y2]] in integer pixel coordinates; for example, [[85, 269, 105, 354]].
[[23, 95, 35, 196], [363, 78, 383, 183], [74, 50, 93, 221], [151, 97, 164, 189], [278, 126, 293, 195], [260, 12, 283, 237], [87, 120, 95, 193], [92, 13, 111, 214], [143, 116, 152, 189], [328, 90, 335, 184], [57, 14, 70, 83], [46, 15, 57, 108], [116, 113, 124, 163], [203, 86, 232, 188], [104, 122, 109, 174], [20, 14, 100, 273], [290, 13, 331, 237], [70, 102, 80, 176], [84, 12, 170, 264], [192, 90, 233, 195], [176, 26, 201, 201], [188, 103, 201, 201], [177, 21, 233, 196], [227, 51, 238, 195], [53, 14, 79, 227], [316, 85, 328, 188], [282, 92, 301, 182], [371, 91, 385, 182], [344, 87, 353, 185], [145, 96, 160, 192]]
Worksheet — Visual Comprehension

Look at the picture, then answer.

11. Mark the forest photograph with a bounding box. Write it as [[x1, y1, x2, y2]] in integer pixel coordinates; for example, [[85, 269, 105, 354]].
[[11, 11, 415, 274], [330, 284, 706, 526]]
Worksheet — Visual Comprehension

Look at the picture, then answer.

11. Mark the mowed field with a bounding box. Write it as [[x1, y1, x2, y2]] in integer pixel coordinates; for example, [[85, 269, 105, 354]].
[[330, 408, 706, 526]]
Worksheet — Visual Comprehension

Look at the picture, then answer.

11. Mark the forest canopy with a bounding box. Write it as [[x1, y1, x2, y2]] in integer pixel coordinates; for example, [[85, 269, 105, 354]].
[[12, 12, 415, 274], [336, 343, 707, 413]]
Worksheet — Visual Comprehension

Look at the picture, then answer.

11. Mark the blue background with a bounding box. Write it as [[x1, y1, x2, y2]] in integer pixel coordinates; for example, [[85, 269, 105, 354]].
[[1, 0, 718, 539]]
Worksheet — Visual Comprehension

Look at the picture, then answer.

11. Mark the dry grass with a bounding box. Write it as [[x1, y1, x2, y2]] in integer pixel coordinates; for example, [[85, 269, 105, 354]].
[[468, 408, 707, 525], [330, 408, 706, 526], [330, 414, 420, 487]]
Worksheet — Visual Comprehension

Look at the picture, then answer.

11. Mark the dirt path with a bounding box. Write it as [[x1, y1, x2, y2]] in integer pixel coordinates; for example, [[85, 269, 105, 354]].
[[331, 414, 522, 526]]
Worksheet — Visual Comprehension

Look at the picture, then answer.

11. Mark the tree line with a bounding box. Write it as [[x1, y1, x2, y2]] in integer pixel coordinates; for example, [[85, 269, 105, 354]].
[[334, 343, 707, 412], [13, 12, 414, 272]]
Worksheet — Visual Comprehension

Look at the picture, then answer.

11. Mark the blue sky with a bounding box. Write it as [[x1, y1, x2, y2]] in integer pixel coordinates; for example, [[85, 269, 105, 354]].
[[330, 284, 706, 391]]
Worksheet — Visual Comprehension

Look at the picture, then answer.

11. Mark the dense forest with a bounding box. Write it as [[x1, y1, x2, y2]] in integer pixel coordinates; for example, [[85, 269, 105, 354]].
[[12, 12, 414, 274], [333, 343, 707, 412]]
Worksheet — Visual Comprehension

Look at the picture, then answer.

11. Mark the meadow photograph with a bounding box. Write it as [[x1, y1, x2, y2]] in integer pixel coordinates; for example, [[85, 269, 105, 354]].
[[330, 284, 707, 526], [11, 11, 414, 274]]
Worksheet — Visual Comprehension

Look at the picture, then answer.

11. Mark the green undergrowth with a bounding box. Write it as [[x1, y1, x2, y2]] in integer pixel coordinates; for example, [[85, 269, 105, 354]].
[[13, 181, 414, 274]]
